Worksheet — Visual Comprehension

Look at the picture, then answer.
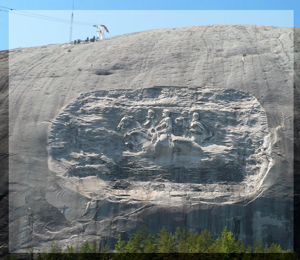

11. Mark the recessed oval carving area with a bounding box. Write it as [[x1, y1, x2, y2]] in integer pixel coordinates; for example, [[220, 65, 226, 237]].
[[48, 87, 272, 203]]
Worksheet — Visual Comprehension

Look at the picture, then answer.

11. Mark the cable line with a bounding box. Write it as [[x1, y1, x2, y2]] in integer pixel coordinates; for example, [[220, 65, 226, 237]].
[[0, 5, 93, 27]]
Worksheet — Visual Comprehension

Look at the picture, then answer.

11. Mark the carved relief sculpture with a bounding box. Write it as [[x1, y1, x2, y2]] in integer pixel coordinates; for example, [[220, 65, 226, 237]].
[[48, 87, 272, 204], [188, 112, 213, 144]]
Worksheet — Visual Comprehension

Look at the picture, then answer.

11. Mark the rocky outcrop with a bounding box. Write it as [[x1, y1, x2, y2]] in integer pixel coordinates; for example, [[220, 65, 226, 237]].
[[8, 25, 293, 252]]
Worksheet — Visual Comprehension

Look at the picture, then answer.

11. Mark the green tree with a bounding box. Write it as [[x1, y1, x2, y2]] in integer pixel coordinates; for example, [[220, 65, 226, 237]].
[[126, 235, 142, 253], [65, 245, 76, 253], [115, 234, 127, 253], [211, 227, 245, 254], [221, 227, 237, 253], [253, 240, 265, 253], [157, 226, 176, 253], [99, 244, 110, 253], [176, 227, 190, 253], [49, 240, 63, 254], [143, 234, 157, 253], [210, 235, 222, 253], [78, 241, 97, 260], [195, 229, 214, 253], [245, 244, 252, 253], [267, 243, 283, 255], [79, 241, 93, 253], [125, 226, 149, 253], [186, 231, 199, 253], [174, 226, 182, 242]]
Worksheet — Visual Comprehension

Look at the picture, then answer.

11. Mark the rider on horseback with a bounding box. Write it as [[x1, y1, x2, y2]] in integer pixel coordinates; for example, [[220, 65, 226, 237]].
[[151, 109, 172, 144]]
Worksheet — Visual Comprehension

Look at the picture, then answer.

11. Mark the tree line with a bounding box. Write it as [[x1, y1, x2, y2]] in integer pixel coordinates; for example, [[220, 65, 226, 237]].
[[5, 226, 298, 259], [114, 226, 292, 254]]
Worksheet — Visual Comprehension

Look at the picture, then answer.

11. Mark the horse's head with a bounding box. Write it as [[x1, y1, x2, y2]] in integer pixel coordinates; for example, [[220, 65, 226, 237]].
[[116, 116, 134, 132]]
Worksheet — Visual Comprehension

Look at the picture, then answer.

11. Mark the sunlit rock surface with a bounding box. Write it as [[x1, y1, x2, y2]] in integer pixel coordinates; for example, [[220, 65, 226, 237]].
[[0, 50, 9, 255], [8, 25, 293, 252]]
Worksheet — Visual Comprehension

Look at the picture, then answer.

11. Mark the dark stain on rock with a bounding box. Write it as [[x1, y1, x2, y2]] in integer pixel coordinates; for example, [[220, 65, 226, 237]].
[[95, 69, 113, 76]]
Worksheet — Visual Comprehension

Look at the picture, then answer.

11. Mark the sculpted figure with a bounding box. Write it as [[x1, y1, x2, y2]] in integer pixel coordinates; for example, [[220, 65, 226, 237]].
[[116, 115, 137, 132], [151, 109, 172, 143], [174, 111, 189, 137], [151, 109, 173, 158], [189, 112, 213, 144], [117, 115, 151, 152], [143, 109, 157, 131]]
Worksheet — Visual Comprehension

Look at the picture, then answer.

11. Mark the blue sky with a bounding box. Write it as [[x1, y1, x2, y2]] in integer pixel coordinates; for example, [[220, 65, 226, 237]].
[[0, 0, 298, 50]]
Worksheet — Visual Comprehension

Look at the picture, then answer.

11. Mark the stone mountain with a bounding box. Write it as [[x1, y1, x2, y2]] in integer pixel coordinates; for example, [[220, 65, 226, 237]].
[[7, 24, 294, 252]]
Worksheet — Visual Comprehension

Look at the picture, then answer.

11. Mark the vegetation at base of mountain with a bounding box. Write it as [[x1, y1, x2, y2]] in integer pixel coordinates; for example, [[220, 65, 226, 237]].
[[5, 226, 297, 259], [114, 226, 293, 254]]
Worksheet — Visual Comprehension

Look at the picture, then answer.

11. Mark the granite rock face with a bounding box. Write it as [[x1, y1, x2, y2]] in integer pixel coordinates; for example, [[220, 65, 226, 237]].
[[293, 28, 300, 253], [8, 25, 294, 252], [0, 50, 9, 255]]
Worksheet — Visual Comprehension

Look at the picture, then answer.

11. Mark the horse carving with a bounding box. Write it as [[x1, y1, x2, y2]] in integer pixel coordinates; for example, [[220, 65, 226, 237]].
[[116, 116, 152, 151]]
